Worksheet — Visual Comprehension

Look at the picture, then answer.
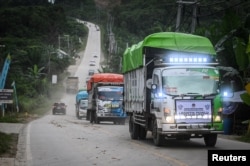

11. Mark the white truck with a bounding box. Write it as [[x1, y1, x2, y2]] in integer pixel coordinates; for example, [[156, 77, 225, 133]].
[[66, 76, 79, 93], [75, 90, 88, 119], [122, 32, 224, 146]]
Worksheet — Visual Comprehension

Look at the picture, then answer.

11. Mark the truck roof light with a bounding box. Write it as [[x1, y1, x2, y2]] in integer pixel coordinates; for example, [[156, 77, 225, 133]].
[[162, 53, 217, 65]]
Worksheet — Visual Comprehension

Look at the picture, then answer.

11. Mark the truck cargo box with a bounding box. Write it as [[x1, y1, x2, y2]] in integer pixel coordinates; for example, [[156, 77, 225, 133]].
[[66, 76, 79, 93]]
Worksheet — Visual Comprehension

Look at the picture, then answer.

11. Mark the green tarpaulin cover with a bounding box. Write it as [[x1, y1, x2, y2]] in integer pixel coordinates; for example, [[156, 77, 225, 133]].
[[122, 32, 216, 73]]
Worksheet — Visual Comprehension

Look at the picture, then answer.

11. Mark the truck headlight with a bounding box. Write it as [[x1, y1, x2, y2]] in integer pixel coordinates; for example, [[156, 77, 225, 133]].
[[165, 116, 174, 123], [214, 115, 221, 122]]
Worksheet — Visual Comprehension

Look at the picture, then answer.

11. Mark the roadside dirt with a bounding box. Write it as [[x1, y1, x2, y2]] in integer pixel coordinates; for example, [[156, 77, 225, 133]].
[[0, 114, 38, 158]]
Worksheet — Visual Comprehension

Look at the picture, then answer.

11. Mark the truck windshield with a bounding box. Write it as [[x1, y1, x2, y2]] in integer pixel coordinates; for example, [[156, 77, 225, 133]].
[[79, 100, 88, 109], [162, 68, 219, 96], [98, 91, 123, 101]]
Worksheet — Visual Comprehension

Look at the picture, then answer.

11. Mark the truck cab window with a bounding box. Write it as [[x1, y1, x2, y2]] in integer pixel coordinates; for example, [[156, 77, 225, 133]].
[[98, 91, 123, 101], [153, 74, 159, 85], [162, 68, 219, 95]]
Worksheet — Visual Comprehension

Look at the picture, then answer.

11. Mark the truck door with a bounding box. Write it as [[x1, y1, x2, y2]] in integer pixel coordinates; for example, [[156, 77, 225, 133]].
[[152, 69, 162, 112]]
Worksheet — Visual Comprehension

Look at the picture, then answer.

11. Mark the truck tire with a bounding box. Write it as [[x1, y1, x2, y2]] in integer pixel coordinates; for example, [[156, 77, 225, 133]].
[[94, 113, 100, 124], [138, 126, 147, 140], [204, 134, 217, 147], [120, 119, 126, 125], [90, 111, 94, 123], [129, 116, 139, 139], [86, 110, 90, 120], [76, 111, 81, 119], [152, 120, 164, 146]]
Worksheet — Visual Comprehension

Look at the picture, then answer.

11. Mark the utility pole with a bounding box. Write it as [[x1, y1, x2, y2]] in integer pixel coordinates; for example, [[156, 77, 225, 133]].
[[107, 14, 115, 66], [96, 6, 100, 24], [58, 35, 61, 50], [176, 0, 198, 33], [58, 35, 70, 53], [175, 0, 183, 32], [191, 0, 198, 33]]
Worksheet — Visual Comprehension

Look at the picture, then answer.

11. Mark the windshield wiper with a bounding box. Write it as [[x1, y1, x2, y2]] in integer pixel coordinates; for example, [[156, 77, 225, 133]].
[[169, 92, 218, 99], [166, 93, 201, 99], [182, 92, 218, 99], [178, 93, 203, 99], [164, 93, 179, 99], [203, 93, 218, 97], [181, 92, 202, 96]]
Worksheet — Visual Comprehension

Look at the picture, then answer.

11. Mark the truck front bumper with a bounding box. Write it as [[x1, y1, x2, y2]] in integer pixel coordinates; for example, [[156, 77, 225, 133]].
[[79, 109, 87, 117], [96, 113, 126, 122], [159, 123, 223, 135]]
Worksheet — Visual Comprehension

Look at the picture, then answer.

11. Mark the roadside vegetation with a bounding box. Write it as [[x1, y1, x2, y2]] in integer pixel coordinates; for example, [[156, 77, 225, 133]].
[[0, 132, 18, 157], [0, 0, 90, 118], [0, 0, 92, 156], [237, 133, 250, 143]]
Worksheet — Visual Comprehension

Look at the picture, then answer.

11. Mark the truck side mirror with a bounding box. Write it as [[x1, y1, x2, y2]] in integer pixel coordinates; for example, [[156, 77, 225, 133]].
[[146, 79, 152, 89], [151, 84, 157, 94]]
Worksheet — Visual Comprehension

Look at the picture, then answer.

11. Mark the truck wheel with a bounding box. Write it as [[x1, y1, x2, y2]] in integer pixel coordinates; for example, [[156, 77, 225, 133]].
[[90, 111, 98, 124], [86, 110, 90, 120], [90, 111, 94, 123], [138, 126, 147, 140], [204, 134, 217, 147], [129, 116, 139, 139], [120, 119, 126, 125], [76, 112, 81, 119], [76, 111, 78, 118], [152, 120, 164, 146], [94, 113, 99, 124]]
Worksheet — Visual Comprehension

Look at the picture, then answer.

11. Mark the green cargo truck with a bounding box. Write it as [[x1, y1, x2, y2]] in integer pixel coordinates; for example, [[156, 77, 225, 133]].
[[122, 32, 224, 146]]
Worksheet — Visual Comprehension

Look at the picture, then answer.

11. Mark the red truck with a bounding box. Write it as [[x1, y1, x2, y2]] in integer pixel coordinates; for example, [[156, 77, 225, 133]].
[[86, 73, 127, 124]]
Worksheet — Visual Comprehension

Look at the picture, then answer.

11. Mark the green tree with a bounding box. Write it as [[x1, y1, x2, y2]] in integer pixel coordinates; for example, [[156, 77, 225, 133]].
[[26, 64, 47, 94]]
